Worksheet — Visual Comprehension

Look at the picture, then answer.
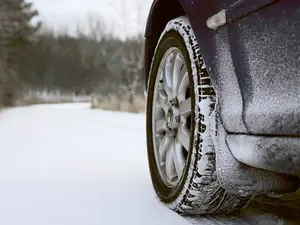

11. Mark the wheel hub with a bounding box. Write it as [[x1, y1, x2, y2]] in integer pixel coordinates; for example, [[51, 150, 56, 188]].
[[167, 98, 180, 130]]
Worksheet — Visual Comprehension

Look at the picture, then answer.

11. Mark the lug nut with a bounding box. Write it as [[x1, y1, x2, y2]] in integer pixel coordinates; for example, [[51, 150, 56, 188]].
[[175, 116, 180, 123], [170, 97, 179, 107]]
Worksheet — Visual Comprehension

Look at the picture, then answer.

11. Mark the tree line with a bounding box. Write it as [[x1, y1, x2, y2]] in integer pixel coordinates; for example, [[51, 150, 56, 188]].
[[0, 0, 144, 107]]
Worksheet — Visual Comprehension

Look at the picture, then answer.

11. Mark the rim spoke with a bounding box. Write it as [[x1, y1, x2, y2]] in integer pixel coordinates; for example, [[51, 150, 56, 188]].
[[158, 135, 171, 163], [179, 97, 192, 118], [177, 124, 191, 150], [156, 88, 168, 113], [163, 55, 173, 96], [172, 53, 184, 94], [156, 119, 166, 134], [177, 72, 189, 101], [165, 139, 177, 181], [154, 104, 164, 119], [173, 139, 185, 177]]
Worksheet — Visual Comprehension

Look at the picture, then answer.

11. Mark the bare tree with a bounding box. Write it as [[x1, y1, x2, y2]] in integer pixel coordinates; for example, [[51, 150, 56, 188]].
[[120, 35, 144, 103]]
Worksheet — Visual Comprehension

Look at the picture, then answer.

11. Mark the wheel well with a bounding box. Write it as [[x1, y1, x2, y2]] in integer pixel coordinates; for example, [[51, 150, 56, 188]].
[[144, 0, 185, 90]]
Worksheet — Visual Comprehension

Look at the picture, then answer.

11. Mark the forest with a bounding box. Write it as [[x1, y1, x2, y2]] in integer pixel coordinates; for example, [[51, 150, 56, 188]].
[[0, 0, 145, 112]]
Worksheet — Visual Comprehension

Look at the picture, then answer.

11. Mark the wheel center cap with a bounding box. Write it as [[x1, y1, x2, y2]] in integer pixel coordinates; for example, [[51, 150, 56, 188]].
[[167, 108, 173, 126]]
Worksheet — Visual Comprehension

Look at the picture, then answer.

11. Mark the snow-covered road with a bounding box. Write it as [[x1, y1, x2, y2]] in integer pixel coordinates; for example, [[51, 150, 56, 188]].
[[0, 104, 292, 225]]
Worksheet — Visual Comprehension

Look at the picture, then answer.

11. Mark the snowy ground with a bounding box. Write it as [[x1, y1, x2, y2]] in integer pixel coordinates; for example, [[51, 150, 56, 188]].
[[0, 104, 293, 225]]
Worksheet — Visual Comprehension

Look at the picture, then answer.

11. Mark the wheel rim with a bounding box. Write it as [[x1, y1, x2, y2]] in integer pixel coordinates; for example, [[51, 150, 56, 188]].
[[152, 47, 192, 188]]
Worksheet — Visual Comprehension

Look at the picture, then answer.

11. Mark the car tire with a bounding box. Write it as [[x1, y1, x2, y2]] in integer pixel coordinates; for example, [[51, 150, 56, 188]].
[[146, 16, 251, 215]]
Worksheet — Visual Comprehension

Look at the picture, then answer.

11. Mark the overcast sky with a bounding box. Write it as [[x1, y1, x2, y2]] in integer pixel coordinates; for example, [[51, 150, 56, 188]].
[[29, 0, 152, 38]]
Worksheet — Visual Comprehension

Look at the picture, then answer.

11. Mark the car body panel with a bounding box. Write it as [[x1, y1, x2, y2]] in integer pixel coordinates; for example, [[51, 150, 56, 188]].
[[144, 0, 300, 180], [227, 134, 300, 175], [218, 0, 276, 25], [145, 0, 300, 136], [224, 1, 300, 135], [144, 0, 279, 133]]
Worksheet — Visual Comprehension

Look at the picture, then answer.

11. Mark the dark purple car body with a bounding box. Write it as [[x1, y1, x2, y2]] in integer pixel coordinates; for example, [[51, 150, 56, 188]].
[[144, 0, 300, 195]]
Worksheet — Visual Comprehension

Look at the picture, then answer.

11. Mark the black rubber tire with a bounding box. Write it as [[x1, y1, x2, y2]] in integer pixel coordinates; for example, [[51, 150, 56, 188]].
[[146, 16, 250, 215]]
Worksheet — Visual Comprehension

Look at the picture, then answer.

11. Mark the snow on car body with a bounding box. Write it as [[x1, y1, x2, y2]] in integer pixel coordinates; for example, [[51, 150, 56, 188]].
[[144, 0, 300, 215]]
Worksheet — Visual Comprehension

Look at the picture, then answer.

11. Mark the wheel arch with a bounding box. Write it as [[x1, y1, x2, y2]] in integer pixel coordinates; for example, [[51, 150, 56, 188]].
[[143, 0, 185, 91]]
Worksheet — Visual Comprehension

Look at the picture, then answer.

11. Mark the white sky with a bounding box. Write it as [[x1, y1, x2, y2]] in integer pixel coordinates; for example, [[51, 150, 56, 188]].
[[29, 0, 153, 38]]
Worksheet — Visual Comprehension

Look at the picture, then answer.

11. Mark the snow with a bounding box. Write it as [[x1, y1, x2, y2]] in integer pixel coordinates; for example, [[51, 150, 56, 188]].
[[0, 103, 291, 225], [0, 104, 190, 225]]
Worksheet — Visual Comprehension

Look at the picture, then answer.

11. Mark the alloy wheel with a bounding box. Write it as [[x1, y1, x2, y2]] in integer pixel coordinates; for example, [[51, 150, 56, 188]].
[[152, 47, 192, 188]]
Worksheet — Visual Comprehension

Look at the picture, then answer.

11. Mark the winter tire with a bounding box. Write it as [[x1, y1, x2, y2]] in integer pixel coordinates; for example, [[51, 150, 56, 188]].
[[146, 16, 250, 215]]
